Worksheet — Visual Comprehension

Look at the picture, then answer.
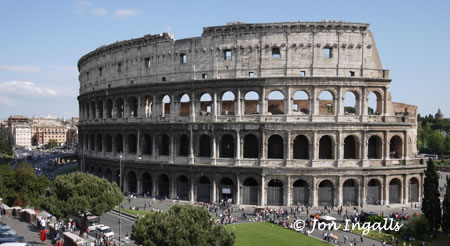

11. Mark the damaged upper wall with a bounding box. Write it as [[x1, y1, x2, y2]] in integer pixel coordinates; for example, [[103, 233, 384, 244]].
[[78, 21, 388, 94]]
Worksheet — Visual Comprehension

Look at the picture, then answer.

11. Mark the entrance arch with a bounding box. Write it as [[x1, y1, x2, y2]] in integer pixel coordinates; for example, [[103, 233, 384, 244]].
[[292, 179, 309, 205], [196, 176, 211, 202], [318, 180, 334, 206], [219, 177, 234, 202], [158, 174, 170, 199], [343, 179, 358, 206], [366, 179, 381, 205], [268, 135, 284, 159], [242, 177, 259, 205], [127, 171, 137, 194], [408, 177, 419, 203], [267, 179, 283, 206], [176, 175, 189, 200], [142, 173, 152, 196], [389, 178, 401, 204], [293, 135, 309, 159]]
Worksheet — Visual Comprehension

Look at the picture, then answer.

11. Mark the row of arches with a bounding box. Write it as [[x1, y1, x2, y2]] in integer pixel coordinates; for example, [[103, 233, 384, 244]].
[[80, 89, 383, 120], [88, 167, 420, 205], [81, 131, 404, 160]]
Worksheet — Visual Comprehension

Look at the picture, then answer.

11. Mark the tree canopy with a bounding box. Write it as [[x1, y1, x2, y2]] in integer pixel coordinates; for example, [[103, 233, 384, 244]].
[[421, 159, 441, 232], [442, 177, 450, 234], [46, 139, 58, 149], [132, 204, 235, 246], [42, 172, 122, 236]]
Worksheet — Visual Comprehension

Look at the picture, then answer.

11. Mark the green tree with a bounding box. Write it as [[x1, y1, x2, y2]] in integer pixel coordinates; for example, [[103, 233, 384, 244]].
[[421, 159, 441, 232], [427, 131, 445, 155], [46, 139, 58, 149], [132, 204, 235, 246], [42, 172, 122, 237], [444, 136, 450, 155], [0, 131, 12, 156], [400, 214, 428, 240], [442, 177, 450, 234]]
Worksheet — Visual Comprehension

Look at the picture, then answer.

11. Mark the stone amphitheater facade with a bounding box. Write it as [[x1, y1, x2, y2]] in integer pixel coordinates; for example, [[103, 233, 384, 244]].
[[77, 21, 425, 207]]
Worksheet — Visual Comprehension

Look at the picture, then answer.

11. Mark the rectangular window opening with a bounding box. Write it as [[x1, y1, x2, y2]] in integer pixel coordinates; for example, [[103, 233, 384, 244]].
[[202, 74, 208, 79], [324, 48, 333, 58], [144, 58, 150, 68], [98, 67, 102, 76], [108, 84, 111, 88], [300, 71, 306, 77], [118, 62, 122, 73], [224, 50, 232, 60], [272, 47, 281, 58], [162, 77, 166, 81], [349, 71, 355, 77], [249, 72, 255, 78], [180, 54, 187, 64]]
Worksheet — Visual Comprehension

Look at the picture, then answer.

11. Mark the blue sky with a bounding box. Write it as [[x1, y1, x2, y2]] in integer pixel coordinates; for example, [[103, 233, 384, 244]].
[[0, 0, 449, 119]]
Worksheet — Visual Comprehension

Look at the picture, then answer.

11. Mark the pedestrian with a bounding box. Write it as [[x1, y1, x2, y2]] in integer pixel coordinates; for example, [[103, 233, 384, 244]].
[[360, 234, 364, 243], [40, 229, 48, 244], [344, 234, 347, 243]]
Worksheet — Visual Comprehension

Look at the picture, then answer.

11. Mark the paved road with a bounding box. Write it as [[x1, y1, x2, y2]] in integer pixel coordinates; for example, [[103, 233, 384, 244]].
[[99, 211, 135, 245]]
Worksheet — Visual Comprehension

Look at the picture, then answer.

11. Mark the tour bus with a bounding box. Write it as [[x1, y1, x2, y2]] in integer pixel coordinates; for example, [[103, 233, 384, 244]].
[[75, 213, 101, 232]]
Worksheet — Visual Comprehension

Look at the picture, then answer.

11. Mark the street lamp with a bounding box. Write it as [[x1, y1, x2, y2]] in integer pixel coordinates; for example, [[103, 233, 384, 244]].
[[118, 152, 124, 245]]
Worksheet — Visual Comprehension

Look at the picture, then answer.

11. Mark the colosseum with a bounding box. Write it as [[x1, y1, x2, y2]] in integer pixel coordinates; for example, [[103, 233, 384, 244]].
[[77, 21, 425, 207]]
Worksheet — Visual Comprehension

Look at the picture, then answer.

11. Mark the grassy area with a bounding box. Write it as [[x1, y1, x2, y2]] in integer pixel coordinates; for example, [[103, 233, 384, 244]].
[[225, 222, 328, 246], [435, 159, 450, 167], [119, 208, 153, 217], [53, 165, 79, 176]]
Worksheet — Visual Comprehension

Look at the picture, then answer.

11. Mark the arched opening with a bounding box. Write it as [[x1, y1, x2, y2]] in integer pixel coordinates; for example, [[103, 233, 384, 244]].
[[105, 169, 112, 182], [219, 177, 234, 201], [319, 91, 334, 115], [220, 134, 235, 158], [162, 95, 171, 116], [343, 179, 358, 206], [267, 91, 285, 115], [89, 134, 95, 151], [344, 91, 358, 115], [176, 175, 189, 200], [179, 94, 190, 117], [96, 134, 103, 152], [408, 177, 419, 203], [198, 134, 211, 157], [127, 97, 138, 118], [96, 167, 102, 177], [158, 174, 170, 199], [200, 93, 212, 116], [390, 136, 403, 159], [127, 134, 137, 154], [243, 134, 259, 158], [105, 134, 112, 152], [127, 171, 137, 194], [84, 103, 89, 120], [97, 100, 103, 119], [221, 91, 235, 115], [106, 99, 113, 118], [293, 135, 309, 159], [142, 134, 152, 155], [116, 98, 124, 118], [368, 91, 382, 115], [242, 177, 258, 205], [292, 91, 310, 114], [115, 134, 123, 153], [159, 134, 170, 156], [318, 180, 334, 206], [196, 176, 211, 202], [179, 134, 189, 156], [90, 166, 95, 174], [344, 135, 357, 159], [319, 135, 333, 159], [267, 179, 283, 206], [368, 136, 382, 159], [144, 96, 152, 117], [90, 102, 96, 119], [142, 173, 152, 196], [367, 179, 381, 205], [268, 135, 284, 159], [389, 178, 401, 204], [292, 179, 309, 205], [244, 91, 260, 114]]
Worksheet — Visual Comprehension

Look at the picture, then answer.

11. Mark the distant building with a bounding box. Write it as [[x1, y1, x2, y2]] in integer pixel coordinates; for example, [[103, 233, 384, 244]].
[[435, 108, 444, 120], [7, 115, 31, 137], [13, 124, 31, 149]]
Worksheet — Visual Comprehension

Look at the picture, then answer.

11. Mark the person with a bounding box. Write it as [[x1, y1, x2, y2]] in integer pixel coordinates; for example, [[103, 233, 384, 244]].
[[40, 229, 47, 244], [360, 234, 364, 243], [344, 234, 347, 243]]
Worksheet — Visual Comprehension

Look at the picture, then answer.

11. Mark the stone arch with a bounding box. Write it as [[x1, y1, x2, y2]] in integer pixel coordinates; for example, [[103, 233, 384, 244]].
[[390, 135, 403, 159], [158, 134, 170, 156], [344, 135, 359, 159], [97, 100, 103, 119], [267, 90, 285, 115], [144, 96, 152, 117], [161, 95, 171, 116], [158, 173, 170, 198], [219, 177, 234, 201], [96, 134, 103, 152], [105, 168, 112, 182], [90, 165, 95, 174], [127, 171, 137, 194], [368, 135, 382, 159], [220, 134, 235, 158], [96, 167, 103, 177], [142, 134, 152, 155], [366, 179, 382, 205], [115, 98, 124, 118], [293, 135, 309, 159], [127, 96, 138, 117], [318, 90, 334, 115], [127, 134, 137, 154], [242, 177, 259, 205], [408, 177, 419, 203], [319, 135, 333, 159], [221, 91, 235, 115], [292, 90, 310, 114], [243, 133, 259, 158], [179, 94, 190, 117], [176, 175, 189, 200], [267, 179, 284, 206], [268, 134, 284, 159], [292, 179, 309, 205], [318, 180, 334, 206], [142, 172, 152, 196], [105, 99, 113, 118], [244, 91, 260, 114], [90, 101, 96, 119], [196, 176, 211, 202], [389, 178, 402, 204], [89, 134, 95, 151], [343, 179, 358, 206], [179, 134, 189, 156], [367, 90, 383, 115], [343, 90, 360, 115], [198, 134, 211, 157], [105, 134, 112, 152], [200, 93, 212, 115]]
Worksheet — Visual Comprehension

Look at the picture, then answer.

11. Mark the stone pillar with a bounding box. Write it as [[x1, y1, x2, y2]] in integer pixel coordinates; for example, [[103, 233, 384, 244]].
[[137, 95, 142, 118], [286, 176, 291, 206], [213, 91, 218, 120], [403, 175, 407, 204], [361, 176, 366, 207], [190, 92, 196, 122], [102, 99, 107, 119], [137, 174, 142, 195], [211, 133, 217, 165], [189, 129, 195, 164], [336, 131, 343, 165], [312, 131, 318, 166], [190, 173, 195, 203], [235, 130, 241, 165], [112, 98, 117, 118], [260, 131, 266, 166], [152, 94, 157, 117], [236, 175, 241, 205], [384, 176, 389, 205], [337, 177, 343, 207], [236, 89, 241, 118], [169, 134, 174, 164], [212, 176, 217, 203], [312, 177, 318, 207], [170, 174, 176, 199], [152, 175, 157, 198], [286, 131, 292, 166], [261, 89, 266, 115], [361, 131, 367, 165], [123, 98, 129, 118], [260, 174, 265, 206], [361, 88, 368, 116], [136, 130, 141, 157], [403, 131, 408, 161], [285, 87, 291, 116], [337, 87, 344, 116], [383, 87, 388, 116], [384, 131, 390, 163], [312, 86, 318, 116]]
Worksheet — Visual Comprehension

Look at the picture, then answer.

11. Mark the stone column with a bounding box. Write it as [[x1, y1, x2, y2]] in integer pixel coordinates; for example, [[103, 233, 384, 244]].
[[152, 95, 157, 117], [260, 174, 265, 206], [311, 131, 318, 166], [312, 177, 318, 207], [189, 129, 195, 164], [261, 89, 266, 115], [236, 175, 241, 205], [260, 131, 266, 166], [190, 173, 195, 203], [285, 87, 291, 116], [152, 175, 158, 198], [170, 174, 176, 199], [383, 87, 388, 116], [337, 87, 344, 116], [190, 92, 196, 122], [112, 98, 117, 118], [236, 89, 241, 118], [361, 88, 368, 117], [336, 131, 343, 165], [361, 131, 367, 166], [137, 95, 142, 118], [384, 176, 389, 205], [211, 133, 217, 165], [286, 131, 292, 166], [286, 176, 291, 206], [137, 174, 142, 195], [102, 99, 107, 119], [213, 91, 218, 120], [360, 177, 366, 207], [136, 129, 141, 157], [212, 176, 217, 203], [235, 130, 241, 165], [403, 131, 408, 161], [169, 134, 174, 164], [403, 175, 408, 204], [312, 86, 318, 116], [337, 177, 343, 207], [384, 131, 390, 163]]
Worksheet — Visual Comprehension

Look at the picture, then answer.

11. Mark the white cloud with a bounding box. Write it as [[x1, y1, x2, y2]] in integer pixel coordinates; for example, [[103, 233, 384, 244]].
[[115, 8, 139, 17], [0, 97, 14, 106], [75, 1, 91, 6], [0, 81, 57, 97], [0, 64, 40, 73], [48, 65, 78, 72], [92, 8, 107, 16]]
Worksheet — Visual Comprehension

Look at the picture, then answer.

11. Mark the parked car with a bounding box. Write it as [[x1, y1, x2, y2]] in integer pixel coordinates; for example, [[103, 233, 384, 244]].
[[95, 226, 114, 240], [0, 232, 24, 243], [0, 228, 17, 235], [0, 243, 33, 246]]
